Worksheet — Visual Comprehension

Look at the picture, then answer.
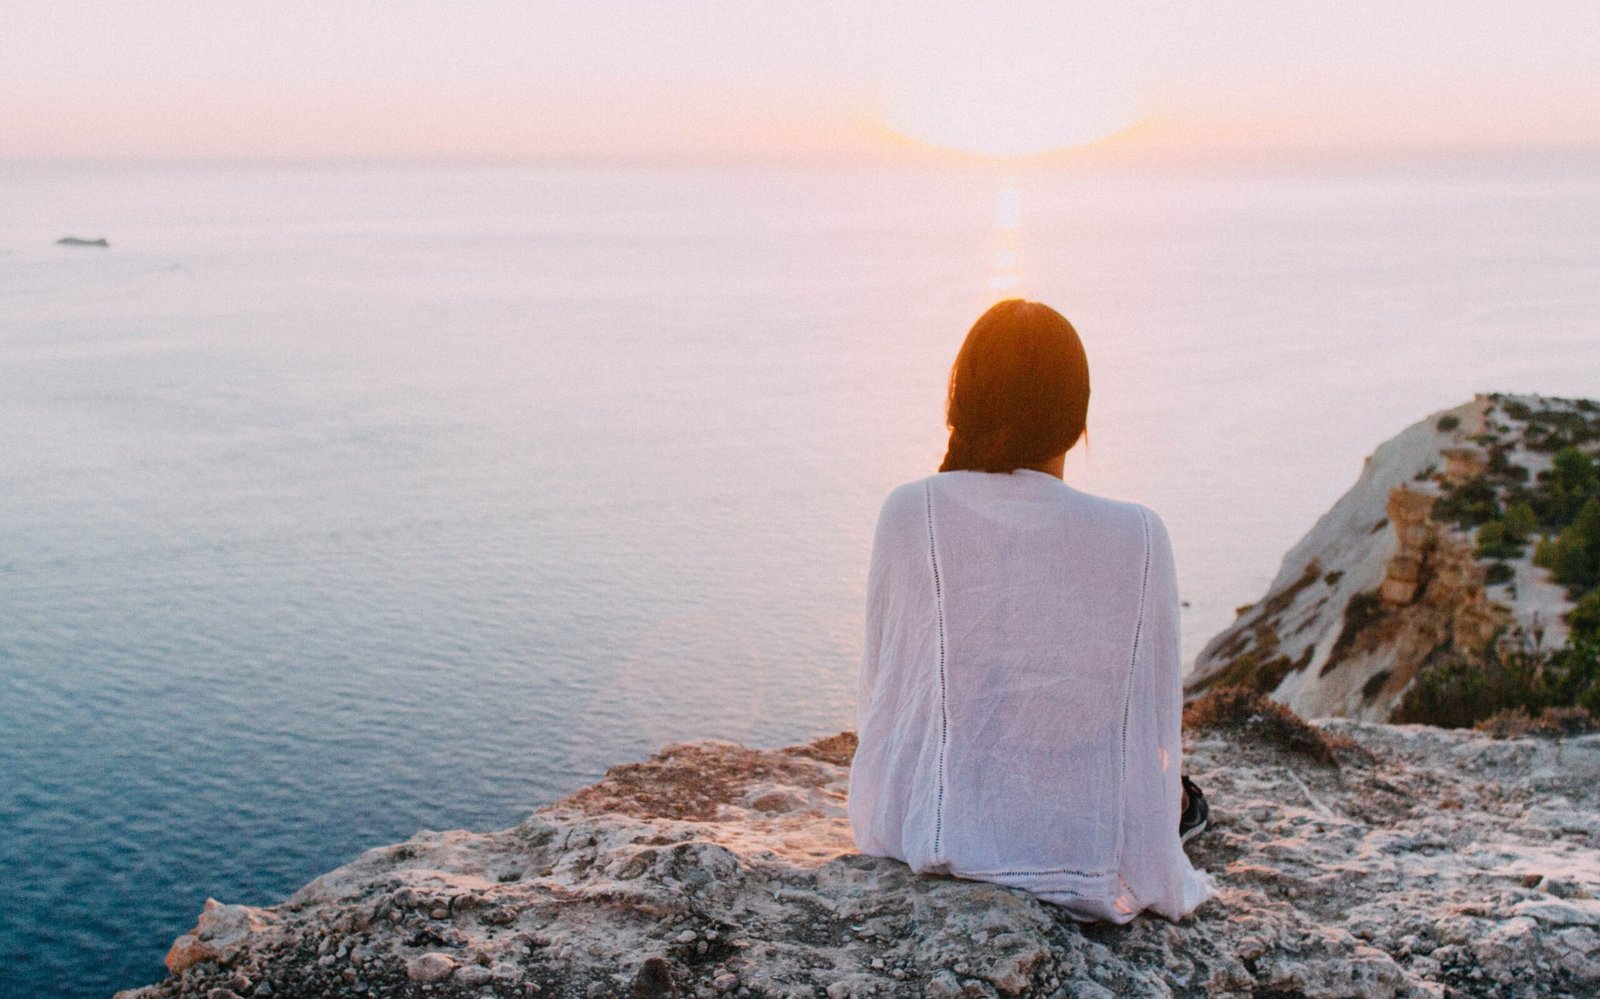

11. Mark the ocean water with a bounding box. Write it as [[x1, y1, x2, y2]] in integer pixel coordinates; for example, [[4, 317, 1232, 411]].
[[3, 158, 1598, 997]]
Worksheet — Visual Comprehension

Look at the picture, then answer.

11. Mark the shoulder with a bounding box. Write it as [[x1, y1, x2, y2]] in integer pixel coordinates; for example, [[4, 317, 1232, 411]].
[[1067, 492, 1176, 572], [877, 476, 934, 527], [1067, 487, 1165, 537]]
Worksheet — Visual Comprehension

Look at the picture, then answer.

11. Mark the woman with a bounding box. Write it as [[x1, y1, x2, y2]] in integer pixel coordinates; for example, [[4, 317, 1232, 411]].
[[847, 299, 1211, 923]]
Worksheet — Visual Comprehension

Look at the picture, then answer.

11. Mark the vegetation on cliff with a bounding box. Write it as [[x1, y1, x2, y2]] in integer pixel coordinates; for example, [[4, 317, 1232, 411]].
[[1398, 403, 1600, 729], [1189, 393, 1600, 725]]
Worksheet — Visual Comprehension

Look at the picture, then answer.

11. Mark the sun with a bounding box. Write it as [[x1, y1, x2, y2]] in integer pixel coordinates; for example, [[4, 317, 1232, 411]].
[[879, 23, 1130, 159]]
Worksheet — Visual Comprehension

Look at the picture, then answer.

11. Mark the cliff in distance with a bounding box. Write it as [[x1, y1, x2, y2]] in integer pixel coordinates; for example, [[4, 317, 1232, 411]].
[[117, 716, 1600, 999], [1186, 393, 1598, 721]]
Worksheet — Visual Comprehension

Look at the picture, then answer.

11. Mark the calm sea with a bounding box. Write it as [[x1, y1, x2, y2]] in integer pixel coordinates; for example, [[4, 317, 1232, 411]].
[[3, 158, 1598, 997]]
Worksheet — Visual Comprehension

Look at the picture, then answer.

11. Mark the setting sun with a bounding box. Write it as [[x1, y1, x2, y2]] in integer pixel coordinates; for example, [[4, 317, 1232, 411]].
[[878, 18, 1131, 159]]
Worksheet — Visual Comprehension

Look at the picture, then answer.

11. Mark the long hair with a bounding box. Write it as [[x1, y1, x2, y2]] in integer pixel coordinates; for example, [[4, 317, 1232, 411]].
[[939, 299, 1090, 473]]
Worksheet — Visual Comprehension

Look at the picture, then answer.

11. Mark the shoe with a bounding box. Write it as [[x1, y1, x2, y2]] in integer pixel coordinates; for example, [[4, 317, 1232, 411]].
[[1179, 776, 1209, 845]]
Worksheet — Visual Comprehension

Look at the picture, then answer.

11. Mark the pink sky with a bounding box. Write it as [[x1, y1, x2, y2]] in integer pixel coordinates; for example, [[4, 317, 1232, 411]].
[[4, 2, 1598, 163]]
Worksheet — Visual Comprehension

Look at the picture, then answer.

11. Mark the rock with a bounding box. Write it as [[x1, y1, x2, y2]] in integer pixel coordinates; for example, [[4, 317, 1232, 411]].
[[164, 899, 278, 974], [123, 724, 1600, 998], [632, 955, 676, 999], [56, 236, 109, 247], [406, 952, 459, 983], [1513, 898, 1600, 926], [1187, 393, 1594, 719]]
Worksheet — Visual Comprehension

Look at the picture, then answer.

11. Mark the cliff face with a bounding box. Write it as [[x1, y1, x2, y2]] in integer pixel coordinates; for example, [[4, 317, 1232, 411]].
[[118, 723, 1600, 999], [1186, 393, 1588, 721]]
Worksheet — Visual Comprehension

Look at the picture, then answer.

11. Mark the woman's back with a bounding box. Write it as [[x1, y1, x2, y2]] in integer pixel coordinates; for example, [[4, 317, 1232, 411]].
[[847, 468, 1209, 922]]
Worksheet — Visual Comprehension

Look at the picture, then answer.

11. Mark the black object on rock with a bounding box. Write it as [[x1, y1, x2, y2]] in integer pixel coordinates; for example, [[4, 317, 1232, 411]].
[[1180, 775, 1210, 845]]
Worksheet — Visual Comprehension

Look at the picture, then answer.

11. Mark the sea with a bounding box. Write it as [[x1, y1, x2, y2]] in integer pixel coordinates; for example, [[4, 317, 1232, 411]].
[[3, 156, 1598, 998]]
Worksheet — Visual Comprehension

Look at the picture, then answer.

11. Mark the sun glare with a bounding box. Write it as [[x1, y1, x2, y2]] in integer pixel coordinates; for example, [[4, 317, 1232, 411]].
[[880, 22, 1130, 159]]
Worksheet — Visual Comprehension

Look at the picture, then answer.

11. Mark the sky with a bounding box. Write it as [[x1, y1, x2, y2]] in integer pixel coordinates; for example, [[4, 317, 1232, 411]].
[[3, 1, 1598, 163]]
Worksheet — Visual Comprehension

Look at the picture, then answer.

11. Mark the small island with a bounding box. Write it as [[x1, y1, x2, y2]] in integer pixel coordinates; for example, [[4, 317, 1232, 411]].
[[56, 236, 110, 248]]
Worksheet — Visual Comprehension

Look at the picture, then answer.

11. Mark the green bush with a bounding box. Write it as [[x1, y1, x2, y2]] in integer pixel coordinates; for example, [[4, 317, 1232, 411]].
[[1395, 639, 1600, 730], [1504, 502, 1537, 543], [1433, 476, 1500, 528], [1532, 447, 1599, 526], [1534, 496, 1600, 591], [1570, 589, 1600, 644], [1476, 520, 1524, 560]]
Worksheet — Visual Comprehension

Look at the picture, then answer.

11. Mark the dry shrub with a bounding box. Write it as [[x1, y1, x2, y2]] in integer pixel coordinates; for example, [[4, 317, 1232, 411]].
[[1474, 705, 1597, 739], [1183, 685, 1339, 766]]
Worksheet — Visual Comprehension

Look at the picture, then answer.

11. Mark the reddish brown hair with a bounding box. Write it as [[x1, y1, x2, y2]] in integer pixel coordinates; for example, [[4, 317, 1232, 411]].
[[939, 299, 1090, 473]]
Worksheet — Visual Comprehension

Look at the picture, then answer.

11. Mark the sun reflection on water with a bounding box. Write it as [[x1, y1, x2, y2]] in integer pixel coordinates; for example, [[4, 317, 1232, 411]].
[[987, 177, 1024, 293]]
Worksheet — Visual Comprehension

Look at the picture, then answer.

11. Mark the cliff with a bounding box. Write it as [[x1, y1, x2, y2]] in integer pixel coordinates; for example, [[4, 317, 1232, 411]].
[[118, 717, 1600, 999], [1186, 393, 1596, 721]]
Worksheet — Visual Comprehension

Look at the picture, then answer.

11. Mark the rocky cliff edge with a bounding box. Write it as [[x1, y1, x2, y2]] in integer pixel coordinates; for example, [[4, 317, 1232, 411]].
[[118, 718, 1600, 999]]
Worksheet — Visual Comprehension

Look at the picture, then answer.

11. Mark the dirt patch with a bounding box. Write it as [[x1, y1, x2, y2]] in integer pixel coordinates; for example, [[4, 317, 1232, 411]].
[[559, 741, 836, 821], [781, 730, 858, 767]]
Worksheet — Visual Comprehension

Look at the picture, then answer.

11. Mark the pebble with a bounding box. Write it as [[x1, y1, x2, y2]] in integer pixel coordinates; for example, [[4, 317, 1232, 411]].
[[430, 907, 450, 920], [458, 965, 495, 986], [713, 972, 739, 992], [675, 930, 699, 944], [870, 958, 884, 970], [825, 982, 852, 999], [406, 953, 459, 983]]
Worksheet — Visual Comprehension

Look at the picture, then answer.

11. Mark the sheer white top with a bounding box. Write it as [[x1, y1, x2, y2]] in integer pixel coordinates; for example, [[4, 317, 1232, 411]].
[[847, 469, 1211, 922]]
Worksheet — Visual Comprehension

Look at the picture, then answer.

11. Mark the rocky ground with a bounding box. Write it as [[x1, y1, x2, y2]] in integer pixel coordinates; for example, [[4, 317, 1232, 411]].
[[117, 720, 1600, 999]]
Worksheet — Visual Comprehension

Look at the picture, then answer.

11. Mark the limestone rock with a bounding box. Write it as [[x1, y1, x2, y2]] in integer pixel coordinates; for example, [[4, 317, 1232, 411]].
[[163, 899, 278, 974], [1188, 393, 1594, 720], [119, 724, 1600, 998]]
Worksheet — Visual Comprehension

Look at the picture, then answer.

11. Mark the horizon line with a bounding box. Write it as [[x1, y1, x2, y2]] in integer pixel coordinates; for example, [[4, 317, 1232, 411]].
[[5, 140, 1600, 173]]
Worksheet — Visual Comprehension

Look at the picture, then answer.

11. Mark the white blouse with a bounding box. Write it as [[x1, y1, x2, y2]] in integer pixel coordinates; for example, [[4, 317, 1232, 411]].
[[847, 469, 1211, 922]]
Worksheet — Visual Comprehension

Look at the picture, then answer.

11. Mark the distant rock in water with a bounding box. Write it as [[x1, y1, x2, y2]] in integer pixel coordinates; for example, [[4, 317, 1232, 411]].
[[116, 724, 1600, 998], [1187, 392, 1599, 721], [56, 236, 109, 247]]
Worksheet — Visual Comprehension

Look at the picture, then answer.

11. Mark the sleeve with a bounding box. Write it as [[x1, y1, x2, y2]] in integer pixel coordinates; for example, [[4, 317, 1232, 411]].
[[1120, 507, 1212, 919], [848, 484, 911, 853], [855, 490, 897, 726]]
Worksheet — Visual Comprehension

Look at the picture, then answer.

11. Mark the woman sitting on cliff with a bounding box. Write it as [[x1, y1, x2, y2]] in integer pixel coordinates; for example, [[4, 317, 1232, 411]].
[[847, 299, 1212, 923]]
